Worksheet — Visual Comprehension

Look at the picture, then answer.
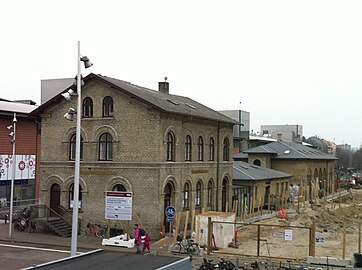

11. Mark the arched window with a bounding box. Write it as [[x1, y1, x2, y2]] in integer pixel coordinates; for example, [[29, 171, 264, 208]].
[[102, 96, 114, 117], [197, 136, 204, 161], [207, 180, 213, 205], [209, 137, 215, 161], [185, 135, 192, 161], [223, 137, 230, 161], [182, 182, 190, 209], [69, 183, 82, 209], [83, 97, 93, 118], [112, 184, 126, 191], [253, 159, 261, 166], [195, 181, 202, 207], [69, 134, 83, 161], [167, 132, 175, 161], [99, 133, 113, 161]]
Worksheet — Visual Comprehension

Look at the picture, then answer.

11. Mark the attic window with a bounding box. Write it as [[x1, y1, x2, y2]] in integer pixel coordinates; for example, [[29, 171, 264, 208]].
[[167, 99, 179, 105], [284, 149, 291, 154], [185, 103, 196, 109]]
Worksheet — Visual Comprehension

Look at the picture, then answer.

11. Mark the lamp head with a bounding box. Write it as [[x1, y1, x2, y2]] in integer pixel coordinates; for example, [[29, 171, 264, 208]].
[[80, 56, 93, 69], [7, 125, 13, 130], [9, 131, 14, 137], [61, 89, 77, 101], [64, 108, 76, 121], [73, 75, 85, 87]]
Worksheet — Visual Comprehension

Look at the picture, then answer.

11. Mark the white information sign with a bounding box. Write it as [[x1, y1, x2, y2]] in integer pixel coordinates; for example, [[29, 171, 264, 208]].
[[105, 191, 132, 220], [285, 229, 293, 241]]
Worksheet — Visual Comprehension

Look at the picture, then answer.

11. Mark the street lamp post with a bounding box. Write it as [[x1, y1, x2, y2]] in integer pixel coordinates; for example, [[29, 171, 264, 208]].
[[8, 113, 17, 239], [70, 41, 92, 256]]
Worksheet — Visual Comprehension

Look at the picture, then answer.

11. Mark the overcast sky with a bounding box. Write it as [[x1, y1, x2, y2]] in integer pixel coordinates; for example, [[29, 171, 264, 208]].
[[1, 1, 362, 148]]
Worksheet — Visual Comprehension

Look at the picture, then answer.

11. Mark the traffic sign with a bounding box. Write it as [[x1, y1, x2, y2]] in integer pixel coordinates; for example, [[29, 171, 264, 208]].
[[165, 206, 176, 221]]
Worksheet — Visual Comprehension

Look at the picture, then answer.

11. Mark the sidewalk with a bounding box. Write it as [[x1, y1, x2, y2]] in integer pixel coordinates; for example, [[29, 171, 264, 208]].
[[0, 221, 108, 251], [0, 220, 172, 255]]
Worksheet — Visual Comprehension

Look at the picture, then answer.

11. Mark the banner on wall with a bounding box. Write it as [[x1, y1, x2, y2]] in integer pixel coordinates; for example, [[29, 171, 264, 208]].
[[0, 155, 36, 181]]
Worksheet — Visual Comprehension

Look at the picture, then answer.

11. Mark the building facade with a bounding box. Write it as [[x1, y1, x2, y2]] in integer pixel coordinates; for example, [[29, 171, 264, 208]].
[[0, 100, 40, 204], [260, 124, 303, 143], [32, 74, 236, 237], [243, 140, 337, 201], [219, 110, 250, 153]]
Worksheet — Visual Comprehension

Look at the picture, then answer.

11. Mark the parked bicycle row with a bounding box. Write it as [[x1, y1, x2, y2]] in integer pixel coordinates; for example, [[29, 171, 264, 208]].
[[196, 257, 325, 270]]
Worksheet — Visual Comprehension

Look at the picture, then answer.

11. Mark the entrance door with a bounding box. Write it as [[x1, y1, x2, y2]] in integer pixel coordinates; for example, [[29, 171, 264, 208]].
[[221, 178, 228, 212], [50, 184, 60, 216], [163, 183, 173, 234], [264, 185, 270, 209]]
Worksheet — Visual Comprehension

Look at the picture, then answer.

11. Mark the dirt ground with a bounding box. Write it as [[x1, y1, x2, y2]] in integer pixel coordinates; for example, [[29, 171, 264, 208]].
[[221, 189, 362, 261]]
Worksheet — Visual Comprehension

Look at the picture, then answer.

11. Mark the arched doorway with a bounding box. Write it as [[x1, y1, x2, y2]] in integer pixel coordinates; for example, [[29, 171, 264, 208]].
[[221, 178, 228, 212], [163, 182, 174, 234], [50, 184, 60, 216]]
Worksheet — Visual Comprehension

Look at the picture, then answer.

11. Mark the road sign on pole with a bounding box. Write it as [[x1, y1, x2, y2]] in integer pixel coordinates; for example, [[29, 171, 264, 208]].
[[165, 206, 176, 222]]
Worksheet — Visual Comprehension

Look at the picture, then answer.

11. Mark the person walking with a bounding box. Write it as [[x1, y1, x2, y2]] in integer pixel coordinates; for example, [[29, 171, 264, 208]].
[[142, 233, 151, 254], [134, 224, 142, 254]]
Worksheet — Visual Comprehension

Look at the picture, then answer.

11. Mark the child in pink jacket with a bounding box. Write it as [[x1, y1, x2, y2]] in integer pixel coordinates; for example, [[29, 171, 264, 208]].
[[142, 234, 151, 253]]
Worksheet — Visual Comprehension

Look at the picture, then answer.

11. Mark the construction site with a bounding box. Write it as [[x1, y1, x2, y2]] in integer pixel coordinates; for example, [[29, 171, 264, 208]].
[[154, 188, 362, 268]]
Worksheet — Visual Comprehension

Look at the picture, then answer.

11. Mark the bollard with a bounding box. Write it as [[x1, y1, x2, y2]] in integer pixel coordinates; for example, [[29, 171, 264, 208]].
[[234, 229, 238, 247], [159, 224, 163, 239]]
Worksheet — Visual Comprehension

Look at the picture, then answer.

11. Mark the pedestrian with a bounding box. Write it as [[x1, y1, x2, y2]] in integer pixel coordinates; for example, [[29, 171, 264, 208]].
[[134, 224, 142, 254], [142, 233, 151, 254]]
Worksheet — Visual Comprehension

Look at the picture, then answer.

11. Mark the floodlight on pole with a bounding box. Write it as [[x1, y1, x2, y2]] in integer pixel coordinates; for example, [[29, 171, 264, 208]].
[[61, 89, 77, 101], [70, 41, 92, 257], [64, 108, 76, 121], [8, 113, 17, 239]]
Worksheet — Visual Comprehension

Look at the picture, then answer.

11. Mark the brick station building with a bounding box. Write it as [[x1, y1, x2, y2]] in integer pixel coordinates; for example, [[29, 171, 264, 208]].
[[31, 74, 236, 237]]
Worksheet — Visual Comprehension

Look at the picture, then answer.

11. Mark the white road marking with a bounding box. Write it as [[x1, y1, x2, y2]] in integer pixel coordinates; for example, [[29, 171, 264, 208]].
[[0, 242, 78, 254]]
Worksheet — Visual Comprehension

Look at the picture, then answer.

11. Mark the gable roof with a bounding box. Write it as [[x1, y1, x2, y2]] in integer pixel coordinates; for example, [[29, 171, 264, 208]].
[[243, 140, 337, 160], [233, 161, 292, 181], [30, 73, 237, 125]]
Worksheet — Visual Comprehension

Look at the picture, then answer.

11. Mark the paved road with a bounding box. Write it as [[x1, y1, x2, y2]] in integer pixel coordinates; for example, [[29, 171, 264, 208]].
[[0, 242, 73, 270]]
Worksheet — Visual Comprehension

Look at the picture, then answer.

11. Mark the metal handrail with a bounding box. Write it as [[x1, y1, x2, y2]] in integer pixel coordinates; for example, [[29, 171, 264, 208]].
[[29, 204, 69, 224], [58, 205, 75, 224]]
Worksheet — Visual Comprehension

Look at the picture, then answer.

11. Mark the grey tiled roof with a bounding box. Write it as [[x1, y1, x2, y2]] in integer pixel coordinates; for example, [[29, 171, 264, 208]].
[[243, 140, 337, 160], [31, 73, 237, 125], [95, 74, 237, 124], [233, 161, 292, 181]]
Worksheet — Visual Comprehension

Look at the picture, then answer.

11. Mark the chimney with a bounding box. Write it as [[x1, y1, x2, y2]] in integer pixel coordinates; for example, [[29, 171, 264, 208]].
[[277, 133, 282, 141], [158, 77, 169, 94]]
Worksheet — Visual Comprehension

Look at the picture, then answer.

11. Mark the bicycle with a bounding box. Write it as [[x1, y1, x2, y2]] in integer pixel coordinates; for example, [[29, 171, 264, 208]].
[[84, 222, 106, 238], [219, 257, 237, 270], [170, 234, 200, 255]]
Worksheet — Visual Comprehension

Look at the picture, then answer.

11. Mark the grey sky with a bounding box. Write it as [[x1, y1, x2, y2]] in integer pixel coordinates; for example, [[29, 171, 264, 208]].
[[1, 1, 361, 147]]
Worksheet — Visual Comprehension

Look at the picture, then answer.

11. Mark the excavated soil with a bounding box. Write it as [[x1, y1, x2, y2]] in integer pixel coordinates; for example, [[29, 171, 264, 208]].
[[221, 189, 362, 260]]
